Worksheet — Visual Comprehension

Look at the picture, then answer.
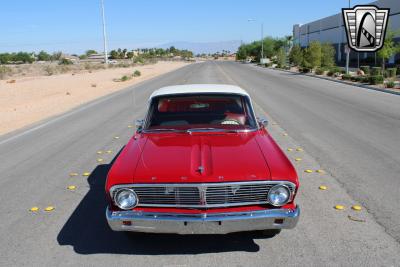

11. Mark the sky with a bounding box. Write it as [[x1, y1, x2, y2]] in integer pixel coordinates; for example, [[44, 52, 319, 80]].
[[0, 0, 371, 54]]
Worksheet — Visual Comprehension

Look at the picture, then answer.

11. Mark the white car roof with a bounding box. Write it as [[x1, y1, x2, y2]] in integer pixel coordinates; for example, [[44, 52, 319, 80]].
[[149, 84, 250, 100]]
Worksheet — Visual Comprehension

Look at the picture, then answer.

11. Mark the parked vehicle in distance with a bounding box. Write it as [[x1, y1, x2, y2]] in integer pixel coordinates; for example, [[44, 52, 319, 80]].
[[106, 84, 300, 236]]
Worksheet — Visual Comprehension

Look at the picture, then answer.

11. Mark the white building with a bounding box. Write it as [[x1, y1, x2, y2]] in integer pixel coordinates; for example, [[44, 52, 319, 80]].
[[293, 0, 400, 66]]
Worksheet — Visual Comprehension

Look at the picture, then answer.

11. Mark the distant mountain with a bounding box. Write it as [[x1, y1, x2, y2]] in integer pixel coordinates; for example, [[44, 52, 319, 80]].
[[156, 40, 241, 55]]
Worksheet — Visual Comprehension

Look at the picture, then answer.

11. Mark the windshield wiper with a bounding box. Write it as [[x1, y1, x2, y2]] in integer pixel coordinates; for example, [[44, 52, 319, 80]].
[[143, 128, 184, 133], [186, 128, 234, 133]]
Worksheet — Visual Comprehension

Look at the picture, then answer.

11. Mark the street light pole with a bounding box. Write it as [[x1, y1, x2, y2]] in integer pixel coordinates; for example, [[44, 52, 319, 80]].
[[248, 19, 264, 63], [345, 0, 351, 74], [261, 23, 264, 61], [100, 0, 108, 64]]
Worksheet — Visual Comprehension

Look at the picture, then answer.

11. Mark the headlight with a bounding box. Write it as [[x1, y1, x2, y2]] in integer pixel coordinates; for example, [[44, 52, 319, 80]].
[[114, 189, 138, 210], [267, 185, 291, 206]]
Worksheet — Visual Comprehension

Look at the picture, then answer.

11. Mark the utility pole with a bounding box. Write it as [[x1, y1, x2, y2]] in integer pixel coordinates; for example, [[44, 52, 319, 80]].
[[345, 0, 351, 74], [261, 23, 264, 61], [100, 0, 108, 64]]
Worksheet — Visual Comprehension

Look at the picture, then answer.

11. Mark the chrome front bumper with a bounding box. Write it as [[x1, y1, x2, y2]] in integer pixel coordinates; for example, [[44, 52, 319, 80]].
[[106, 206, 300, 234]]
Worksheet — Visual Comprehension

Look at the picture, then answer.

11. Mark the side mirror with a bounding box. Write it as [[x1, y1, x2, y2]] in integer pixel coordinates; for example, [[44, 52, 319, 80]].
[[257, 117, 268, 128], [135, 119, 144, 131]]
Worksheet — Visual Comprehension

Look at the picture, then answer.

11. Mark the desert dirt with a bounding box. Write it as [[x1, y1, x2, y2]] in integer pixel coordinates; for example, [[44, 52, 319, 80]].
[[0, 61, 190, 135]]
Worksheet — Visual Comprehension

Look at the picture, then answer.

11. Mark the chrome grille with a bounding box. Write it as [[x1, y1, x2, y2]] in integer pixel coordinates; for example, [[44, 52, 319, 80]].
[[112, 181, 296, 208], [133, 186, 200, 206]]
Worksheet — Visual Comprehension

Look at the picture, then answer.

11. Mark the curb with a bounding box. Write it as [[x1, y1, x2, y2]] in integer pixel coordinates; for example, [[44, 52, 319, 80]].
[[255, 65, 400, 96]]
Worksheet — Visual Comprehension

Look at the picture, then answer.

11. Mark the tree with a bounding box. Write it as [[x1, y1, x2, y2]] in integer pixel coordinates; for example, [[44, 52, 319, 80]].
[[51, 51, 62, 61], [109, 50, 119, 59], [303, 41, 321, 69], [289, 45, 303, 66], [321, 43, 335, 68], [37, 50, 51, 61], [276, 47, 286, 67], [85, 50, 97, 56], [377, 30, 400, 71]]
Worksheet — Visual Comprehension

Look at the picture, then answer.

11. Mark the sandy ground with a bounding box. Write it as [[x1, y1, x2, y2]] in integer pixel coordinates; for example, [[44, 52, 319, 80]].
[[0, 61, 189, 135]]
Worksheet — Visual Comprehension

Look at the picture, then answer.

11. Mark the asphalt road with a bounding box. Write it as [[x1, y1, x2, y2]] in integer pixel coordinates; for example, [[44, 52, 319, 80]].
[[1, 61, 399, 266]]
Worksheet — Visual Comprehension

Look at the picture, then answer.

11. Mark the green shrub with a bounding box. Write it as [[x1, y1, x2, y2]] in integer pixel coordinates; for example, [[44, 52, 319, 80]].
[[59, 58, 73, 65], [120, 75, 130, 81], [133, 70, 141, 77], [315, 68, 324, 75], [385, 68, 397, 78], [371, 67, 382, 76], [386, 80, 395, 88], [300, 67, 311, 73], [368, 75, 384, 85], [342, 74, 352, 80], [360, 76, 370, 83], [351, 76, 360, 82], [359, 66, 370, 75]]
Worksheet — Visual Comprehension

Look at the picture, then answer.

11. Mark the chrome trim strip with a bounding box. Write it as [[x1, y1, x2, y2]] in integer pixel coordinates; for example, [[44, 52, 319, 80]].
[[109, 181, 296, 208], [106, 205, 300, 234]]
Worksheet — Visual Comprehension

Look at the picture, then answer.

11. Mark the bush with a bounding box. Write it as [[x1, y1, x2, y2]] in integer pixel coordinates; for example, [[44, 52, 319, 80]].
[[385, 68, 397, 78], [133, 70, 141, 77], [360, 76, 369, 83], [315, 68, 324, 75], [360, 66, 370, 75], [368, 75, 384, 85], [321, 43, 335, 68], [386, 80, 395, 88], [59, 58, 73, 65], [43, 65, 55, 76], [371, 67, 382, 76], [300, 67, 311, 73], [120, 75, 130, 81], [342, 74, 352, 80], [0, 65, 12, 79], [327, 70, 334, 76], [289, 45, 303, 66]]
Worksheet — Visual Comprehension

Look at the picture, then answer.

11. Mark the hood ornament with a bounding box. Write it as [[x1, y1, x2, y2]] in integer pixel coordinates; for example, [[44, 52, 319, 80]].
[[197, 166, 204, 174]]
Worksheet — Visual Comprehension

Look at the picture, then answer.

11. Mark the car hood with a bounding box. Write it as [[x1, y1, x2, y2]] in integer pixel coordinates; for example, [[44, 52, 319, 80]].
[[131, 132, 271, 183]]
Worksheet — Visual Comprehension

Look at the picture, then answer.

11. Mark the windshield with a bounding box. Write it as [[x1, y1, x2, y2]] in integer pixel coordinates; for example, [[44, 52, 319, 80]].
[[144, 94, 257, 131]]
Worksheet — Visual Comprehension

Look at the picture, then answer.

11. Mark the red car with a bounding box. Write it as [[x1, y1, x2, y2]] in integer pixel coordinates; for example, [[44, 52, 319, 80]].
[[106, 84, 300, 236]]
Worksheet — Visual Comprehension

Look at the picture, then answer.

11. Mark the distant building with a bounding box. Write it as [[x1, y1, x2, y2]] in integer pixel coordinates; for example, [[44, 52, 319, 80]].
[[293, 0, 400, 66], [87, 53, 106, 61]]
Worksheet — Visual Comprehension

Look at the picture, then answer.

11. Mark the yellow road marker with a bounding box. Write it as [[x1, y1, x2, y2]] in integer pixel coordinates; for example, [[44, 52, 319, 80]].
[[114, 136, 120, 139], [106, 150, 112, 154], [69, 172, 78, 177], [295, 158, 302, 162], [83, 172, 90, 176], [334, 205, 345, 210], [352, 205, 362, 211], [44, 206, 55, 212], [316, 169, 325, 173], [97, 158, 104, 162], [287, 148, 293, 152], [296, 148, 303, 152], [282, 133, 288, 136], [128, 125, 133, 128], [30, 207, 39, 212], [319, 185, 328, 190], [97, 151, 103, 154], [67, 185, 76, 190], [304, 169, 313, 173]]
